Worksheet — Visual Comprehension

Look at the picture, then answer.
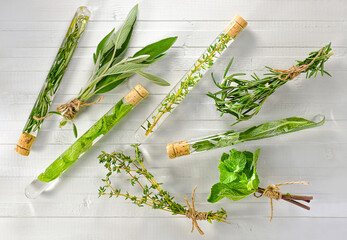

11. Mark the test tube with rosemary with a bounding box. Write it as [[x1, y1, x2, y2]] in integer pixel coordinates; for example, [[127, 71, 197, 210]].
[[166, 115, 325, 159], [15, 6, 90, 156], [135, 15, 248, 141], [25, 84, 148, 198]]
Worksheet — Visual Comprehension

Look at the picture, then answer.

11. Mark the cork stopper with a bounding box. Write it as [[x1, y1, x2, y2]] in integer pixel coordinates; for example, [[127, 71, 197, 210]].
[[224, 14, 248, 39], [166, 141, 191, 159], [124, 84, 149, 106], [15, 133, 36, 156]]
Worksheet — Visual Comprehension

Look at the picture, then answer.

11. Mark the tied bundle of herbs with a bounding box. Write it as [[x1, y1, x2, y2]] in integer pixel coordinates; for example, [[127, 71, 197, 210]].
[[45, 5, 177, 131], [208, 149, 312, 221], [98, 145, 228, 235], [207, 43, 333, 123]]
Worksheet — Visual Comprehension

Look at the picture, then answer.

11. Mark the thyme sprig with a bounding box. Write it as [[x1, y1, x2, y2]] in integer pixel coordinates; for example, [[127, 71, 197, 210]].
[[98, 145, 228, 234], [207, 43, 333, 123], [142, 33, 232, 135]]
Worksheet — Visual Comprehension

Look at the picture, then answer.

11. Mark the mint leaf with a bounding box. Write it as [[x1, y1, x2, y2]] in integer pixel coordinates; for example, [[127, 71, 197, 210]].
[[208, 148, 261, 203]]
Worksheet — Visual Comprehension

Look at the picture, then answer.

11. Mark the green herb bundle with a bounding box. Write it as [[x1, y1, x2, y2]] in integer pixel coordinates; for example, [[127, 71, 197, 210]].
[[207, 43, 333, 123], [99, 145, 228, 235], [53, 5, 177, 127], [208, 149, 312, 221]]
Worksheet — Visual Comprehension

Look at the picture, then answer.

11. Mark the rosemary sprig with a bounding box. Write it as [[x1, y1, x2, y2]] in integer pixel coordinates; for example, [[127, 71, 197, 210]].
[[23, 8, 89, 134], [98, 145, 228, 234], [207, 43, 333, 123]]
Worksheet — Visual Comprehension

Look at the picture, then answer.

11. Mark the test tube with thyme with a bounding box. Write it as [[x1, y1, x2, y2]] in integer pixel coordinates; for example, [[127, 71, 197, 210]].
[[15, 6, 90, 156], [25, 84, 148, 198], [166, 115, 325, 159], [135, 15, 248, 141]]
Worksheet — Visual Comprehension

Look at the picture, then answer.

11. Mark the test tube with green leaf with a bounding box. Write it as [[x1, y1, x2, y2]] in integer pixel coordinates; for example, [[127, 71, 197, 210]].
[[25, 84, 148, 198], [166, 115, 325, 159]]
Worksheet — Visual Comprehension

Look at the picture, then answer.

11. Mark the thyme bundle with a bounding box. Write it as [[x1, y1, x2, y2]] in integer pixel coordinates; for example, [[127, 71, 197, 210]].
[[49, 5, 176, 130], [15, 7, 90, 156], [208, 149, 312, 221], [98, 145, 228, 235], [207, 43, 333, 122]]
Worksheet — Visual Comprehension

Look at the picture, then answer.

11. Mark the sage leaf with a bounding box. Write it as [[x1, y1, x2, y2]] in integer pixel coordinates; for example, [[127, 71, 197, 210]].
[[136, 70, 170, 86], [133, 36, 178, 61]]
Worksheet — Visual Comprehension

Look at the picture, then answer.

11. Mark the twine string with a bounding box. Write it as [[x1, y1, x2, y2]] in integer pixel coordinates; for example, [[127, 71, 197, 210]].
[[273, 47, 323, 81], [254, 181, 309, 221], [184, 186, 208, 235], [33, 96, 103, 121]]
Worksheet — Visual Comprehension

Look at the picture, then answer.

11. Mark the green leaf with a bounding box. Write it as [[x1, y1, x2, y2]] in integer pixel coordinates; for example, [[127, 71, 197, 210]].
[[207, 183, 229, 203], [94, 28, 115, 63], [105, 63, 149, 76], [113, 5, 138, 50], [72, 122, 78, 138], [95, 73, 133, 94], [133, 37, 178, 61], [208, 149, 260, 203], [238, 116, 325, 142], [136, 70, 170, 86]]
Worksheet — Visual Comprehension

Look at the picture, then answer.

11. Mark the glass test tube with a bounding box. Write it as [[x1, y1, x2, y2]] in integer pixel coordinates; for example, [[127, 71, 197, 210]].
[[135, 15, 248, 142], [15, 6, 91, 156], [166, 115, 325, 159], [25, 84, 149, 199]]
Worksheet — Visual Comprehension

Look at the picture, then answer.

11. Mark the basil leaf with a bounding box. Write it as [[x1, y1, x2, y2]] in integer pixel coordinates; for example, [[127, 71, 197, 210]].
[[134, 36, 178, 60], [136, 70, 170, 86]]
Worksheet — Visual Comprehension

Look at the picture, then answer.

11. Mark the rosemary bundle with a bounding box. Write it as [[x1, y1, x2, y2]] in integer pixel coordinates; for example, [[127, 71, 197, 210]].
[[208, 149, 312, 221], [135, 15, 248, 141], [207, 43, 333, 122], [25, 85, 148, 198], [50, 5, 176, 129], [98, 145, 228, 235], [15, 7, 90, 156], [167, 115, 324, 159]]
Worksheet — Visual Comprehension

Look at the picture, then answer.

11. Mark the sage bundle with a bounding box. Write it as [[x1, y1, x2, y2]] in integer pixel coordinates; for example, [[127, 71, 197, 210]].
[[15, 6, 90, 156], [207, 43, 333, 122], [25, 84, 148, 199], [135, 15, 248, 141], [48, 5, 176, 130], [208, 149, 312, 221], [167, 115, 324, 159], [98, 145, 228, 235]]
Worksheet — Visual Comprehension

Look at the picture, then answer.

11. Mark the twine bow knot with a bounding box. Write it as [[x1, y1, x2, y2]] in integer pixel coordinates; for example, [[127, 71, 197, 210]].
[[33, 96, 103, 121], [273, 47, 323, 81], [184, 186, 208, 235], [254, 181, 309, 221]]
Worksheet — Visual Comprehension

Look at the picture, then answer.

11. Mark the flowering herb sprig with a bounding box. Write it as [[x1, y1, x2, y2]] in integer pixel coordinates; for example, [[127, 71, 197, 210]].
[[207, 43, 333, 123], [98, 145, 228, 235]]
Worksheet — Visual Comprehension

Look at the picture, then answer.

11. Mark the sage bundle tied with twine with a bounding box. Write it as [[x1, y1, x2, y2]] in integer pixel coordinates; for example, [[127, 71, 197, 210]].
[[35, 5, 177, 134], [98, 145, 228, 235], [208, 43, 333, 123]]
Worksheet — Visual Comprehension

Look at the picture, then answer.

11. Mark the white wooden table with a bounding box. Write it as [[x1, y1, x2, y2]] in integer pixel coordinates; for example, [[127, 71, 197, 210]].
[[1, 0, 346, 239]]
